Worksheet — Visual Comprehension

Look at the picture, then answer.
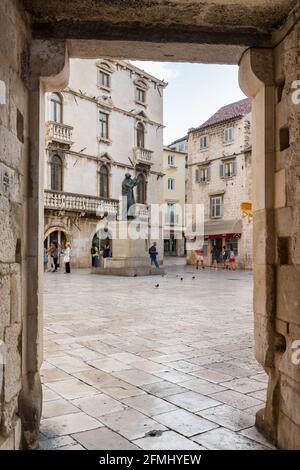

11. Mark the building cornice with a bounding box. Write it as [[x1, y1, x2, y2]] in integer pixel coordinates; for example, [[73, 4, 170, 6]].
[[64, 88, 165, 129]]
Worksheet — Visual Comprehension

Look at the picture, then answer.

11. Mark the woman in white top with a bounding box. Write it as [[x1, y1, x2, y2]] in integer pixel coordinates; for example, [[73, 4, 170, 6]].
[[63, 242, 71, 274]]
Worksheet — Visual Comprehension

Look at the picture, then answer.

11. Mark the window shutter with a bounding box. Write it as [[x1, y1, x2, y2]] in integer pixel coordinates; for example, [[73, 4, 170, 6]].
[[207, 166, 211, 181], [233, 159, 237, 176], [219, 163, 224, 178], [195, 168, 200, 182]]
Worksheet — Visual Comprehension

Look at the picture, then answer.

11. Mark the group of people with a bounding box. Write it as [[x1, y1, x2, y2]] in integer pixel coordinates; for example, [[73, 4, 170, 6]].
[[195, 245, 236, 270], [44, 241, 71, 273], [91, 239, 112, 267]]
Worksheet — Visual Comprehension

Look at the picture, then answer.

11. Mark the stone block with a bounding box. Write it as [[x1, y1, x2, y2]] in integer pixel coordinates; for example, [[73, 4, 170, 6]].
[[253, 209, 275, 265], [253, 264, 275, 317], [277, 410, 300, 450], [0, 272, 10, 331], [274, 169, 286, 209], [4, 323, 21, 402], [277, 265, 300, 325], [275, 207, 293, 237], [253, 313, 274, 367], [10, 266, 21, 324], [0, 196, 16, 263]]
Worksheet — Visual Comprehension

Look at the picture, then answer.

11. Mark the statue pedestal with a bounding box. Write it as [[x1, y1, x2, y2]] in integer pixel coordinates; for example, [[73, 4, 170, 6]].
[[91, 221, 164, 277]]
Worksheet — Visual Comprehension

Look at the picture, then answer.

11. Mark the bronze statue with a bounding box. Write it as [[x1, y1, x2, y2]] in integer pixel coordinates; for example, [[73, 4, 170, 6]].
[[122, 173, 139, 219]]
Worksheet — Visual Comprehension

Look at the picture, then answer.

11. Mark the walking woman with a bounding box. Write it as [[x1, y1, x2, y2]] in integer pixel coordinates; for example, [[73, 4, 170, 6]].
[[63, 242, 71, 273]]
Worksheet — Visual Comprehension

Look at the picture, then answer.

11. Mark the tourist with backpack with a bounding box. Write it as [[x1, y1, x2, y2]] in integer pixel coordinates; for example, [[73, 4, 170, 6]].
[[149, 242, 159, 268]]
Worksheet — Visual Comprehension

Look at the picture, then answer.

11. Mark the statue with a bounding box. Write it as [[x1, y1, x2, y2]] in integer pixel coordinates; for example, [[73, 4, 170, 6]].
[[121, 173, 139, 219]]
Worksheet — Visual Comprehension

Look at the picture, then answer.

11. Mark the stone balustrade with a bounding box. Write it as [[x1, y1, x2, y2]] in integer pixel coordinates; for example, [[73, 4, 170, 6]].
[[44, 190, 119, 215], [133, 147, 153, 165], [46, 121, 74, 145]]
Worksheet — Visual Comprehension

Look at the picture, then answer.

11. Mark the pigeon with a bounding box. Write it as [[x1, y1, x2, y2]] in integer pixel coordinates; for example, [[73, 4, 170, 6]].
[[133, 274, 137, 277], [192, 276, 195, 279], [155, 284, 159, 288], [180, 277, 183, 281]]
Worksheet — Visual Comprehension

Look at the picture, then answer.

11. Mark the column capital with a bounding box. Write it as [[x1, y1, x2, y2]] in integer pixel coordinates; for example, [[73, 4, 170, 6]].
[[239, 48, 274, 99], [28, 39, 70, 92]]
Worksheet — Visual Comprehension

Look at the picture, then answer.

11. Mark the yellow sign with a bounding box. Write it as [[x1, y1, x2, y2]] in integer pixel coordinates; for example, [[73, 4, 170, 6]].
[[240, 201, 252, 212], [240, 201, 253, 220]]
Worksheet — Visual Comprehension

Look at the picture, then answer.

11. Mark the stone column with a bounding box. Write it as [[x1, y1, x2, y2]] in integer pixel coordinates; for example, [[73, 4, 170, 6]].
[[239, 48, 278, 444], [18, 40, 69, 449], [239, 39, 300, 449]]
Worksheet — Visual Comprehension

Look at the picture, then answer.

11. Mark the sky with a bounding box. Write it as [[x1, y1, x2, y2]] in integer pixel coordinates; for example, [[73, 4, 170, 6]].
[[131, 61, 247, 145]]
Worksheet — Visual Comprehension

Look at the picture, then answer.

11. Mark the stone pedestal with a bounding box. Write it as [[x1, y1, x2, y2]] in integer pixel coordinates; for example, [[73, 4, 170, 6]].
[[92, 221, 164, 276]]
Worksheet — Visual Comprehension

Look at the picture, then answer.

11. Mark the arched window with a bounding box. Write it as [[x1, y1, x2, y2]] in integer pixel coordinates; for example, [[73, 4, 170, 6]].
[[99, 164, 109, 198], [50, 155, 62, 191], [136, 122, 145, 148], [137, 173, 146, 204], [49, 93, 62, 123]]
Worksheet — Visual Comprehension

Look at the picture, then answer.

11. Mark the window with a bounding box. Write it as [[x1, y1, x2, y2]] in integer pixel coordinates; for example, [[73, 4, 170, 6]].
[[99, 164, 109, 198], [168, 178, 175, 191], [99, 112, 109, 139], [136, 87, 146, 103], [50, 155, 62, 191], [220, 159, 237, 178], [136, 122, 145, 148], [49, 93, 62, 123], [137, 173, 146, 204], [210, 195, 223, 218], [196, 165, 210, 183], [224, 127, 235, 143], [99, 70, 110, 89], [166, 203, 175, 225], [168, 155, 175, 166], [200, 135, 209, 149]]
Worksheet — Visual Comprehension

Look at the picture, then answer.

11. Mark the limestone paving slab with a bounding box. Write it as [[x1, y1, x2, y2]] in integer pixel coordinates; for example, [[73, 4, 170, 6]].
[[41, 266, 271, 450], [192, 427, 270, 450]]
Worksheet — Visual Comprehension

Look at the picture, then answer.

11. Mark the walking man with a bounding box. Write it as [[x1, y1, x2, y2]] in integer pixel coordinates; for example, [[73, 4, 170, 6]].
[[149, 242, 159, 268]]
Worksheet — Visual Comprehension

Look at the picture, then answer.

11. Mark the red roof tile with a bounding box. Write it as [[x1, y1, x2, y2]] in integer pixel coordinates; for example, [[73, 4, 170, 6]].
[[191, 98, 251, 132]]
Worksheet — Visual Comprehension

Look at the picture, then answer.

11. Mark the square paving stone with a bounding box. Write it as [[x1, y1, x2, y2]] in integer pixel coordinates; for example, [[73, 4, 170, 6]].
[[141, 381, 188, 398], [111, 369, 161, 386], [87, 358, 132, 373], [122, 394, 178, 416], [180, 378, 226, 395], [220, 377, 267, 394], [134, 430, 206, 450], [153, 409, 219, 437], [165, 391, 221, 413], [72, 393, 127, 417], [46, 379, 99, 400], [40, 412, 102, 437], [72, 427, 139, 450], [209, 390, 262, 410], [100, 409, 167, 441], [192, 427, 270, 450], [42, 398, 80, 419], [198, 405, 255, 431]]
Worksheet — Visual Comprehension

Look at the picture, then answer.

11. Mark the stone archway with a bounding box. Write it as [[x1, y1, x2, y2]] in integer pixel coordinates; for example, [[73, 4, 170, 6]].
[[1, 0, 299, 450]]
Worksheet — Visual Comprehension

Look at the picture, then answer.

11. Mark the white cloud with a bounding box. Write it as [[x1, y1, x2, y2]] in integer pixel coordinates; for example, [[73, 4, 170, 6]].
[[130, 61, 181, 82]]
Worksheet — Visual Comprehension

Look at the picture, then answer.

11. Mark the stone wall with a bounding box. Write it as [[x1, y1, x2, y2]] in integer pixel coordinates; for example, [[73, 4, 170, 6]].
[[271, 22, 300, 449], [0, 0, 31, 450]]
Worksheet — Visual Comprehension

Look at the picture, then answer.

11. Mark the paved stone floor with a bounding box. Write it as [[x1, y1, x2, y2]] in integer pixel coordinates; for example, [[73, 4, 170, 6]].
[[40, 264, 274, 450]]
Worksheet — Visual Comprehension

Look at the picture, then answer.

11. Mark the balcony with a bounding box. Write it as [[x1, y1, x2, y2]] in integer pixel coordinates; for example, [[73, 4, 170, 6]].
[[46, 121, 74, 146], [133, 147, 153, 166], [44, 190, 119, 216]]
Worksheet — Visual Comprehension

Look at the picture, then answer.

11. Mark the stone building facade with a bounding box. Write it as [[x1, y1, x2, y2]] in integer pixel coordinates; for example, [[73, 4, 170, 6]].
[[44, 59, 166, 268], [163, 147, 186, 256], [0, 0, 299, 451], [187, 99, 253, 269]]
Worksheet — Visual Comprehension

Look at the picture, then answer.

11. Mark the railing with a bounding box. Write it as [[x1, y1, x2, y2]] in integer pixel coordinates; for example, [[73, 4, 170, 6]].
[[133, 147, 153, 165], [46, 121, 74, 145], [44, 190, 119, 215]]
